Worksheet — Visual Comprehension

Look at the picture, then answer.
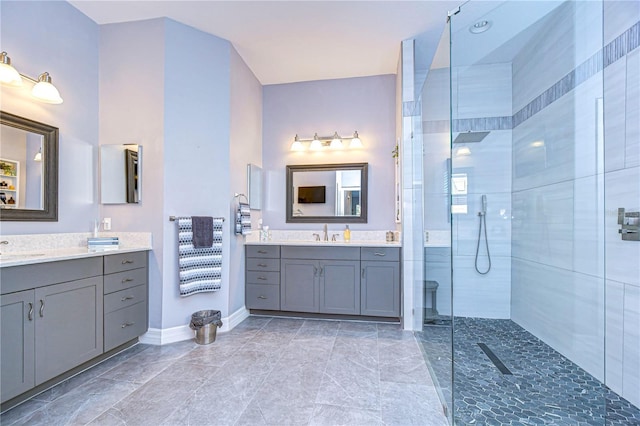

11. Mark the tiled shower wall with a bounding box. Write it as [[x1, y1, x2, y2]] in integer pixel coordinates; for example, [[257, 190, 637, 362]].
[[423, 63, 513, 319], [511, 0, 639, 408]]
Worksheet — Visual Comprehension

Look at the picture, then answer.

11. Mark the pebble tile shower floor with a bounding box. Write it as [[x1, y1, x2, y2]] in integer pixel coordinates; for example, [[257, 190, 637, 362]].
[[417, 317, 640, 425], [1, 317, 446, 426]]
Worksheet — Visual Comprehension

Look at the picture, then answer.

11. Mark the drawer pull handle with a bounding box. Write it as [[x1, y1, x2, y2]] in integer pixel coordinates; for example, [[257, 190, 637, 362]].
[[121, 260, 134, 264], [258, 296, 267, 299], [28, 302, 33, 321], [257, 276, 268, 280], [258, 263, 268, 267], [39, 300, 45, 317], [374, 252, 386, 256], [121, 322, 135, 328], [257, 250, 267, 254], [122, 278, 134, 283], [121, 296, 135, 301]]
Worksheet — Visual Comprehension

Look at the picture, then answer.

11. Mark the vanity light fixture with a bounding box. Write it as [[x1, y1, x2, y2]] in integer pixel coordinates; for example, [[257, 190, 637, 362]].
[[33, 147, 42, 162], [0, 51, 63, 104], [290, 131, 364, 151]]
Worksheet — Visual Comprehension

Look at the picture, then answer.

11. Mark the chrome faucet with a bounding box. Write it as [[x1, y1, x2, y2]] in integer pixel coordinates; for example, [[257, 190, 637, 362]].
[[323, 224, 328, 242], [312, 233, 321, 242], [0, 240, 8, 255]]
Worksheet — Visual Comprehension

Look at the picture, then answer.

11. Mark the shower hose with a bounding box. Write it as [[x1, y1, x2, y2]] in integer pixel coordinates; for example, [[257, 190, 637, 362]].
[[474, 211, 491, 275]]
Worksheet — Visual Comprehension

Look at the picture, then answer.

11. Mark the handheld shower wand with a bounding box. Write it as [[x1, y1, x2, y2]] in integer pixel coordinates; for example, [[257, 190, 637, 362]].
[[475, 194, 491, 275]]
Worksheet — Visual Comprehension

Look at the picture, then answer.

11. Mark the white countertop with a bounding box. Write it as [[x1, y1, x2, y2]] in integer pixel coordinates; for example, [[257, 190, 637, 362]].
[[0, 245, 151, 268], [245, 240, 401, 247], [0, 232, 152, 268]]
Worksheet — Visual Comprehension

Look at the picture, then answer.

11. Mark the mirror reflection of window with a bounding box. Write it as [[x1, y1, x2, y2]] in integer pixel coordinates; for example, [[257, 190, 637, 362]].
[[335, 170, 361, 216]]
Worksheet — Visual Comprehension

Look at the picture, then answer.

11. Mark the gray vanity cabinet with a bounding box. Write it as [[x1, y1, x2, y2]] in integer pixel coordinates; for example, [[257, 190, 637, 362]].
[[1, 252, 149, 407], [280, 259, 319, 312], [34, 277, 104, 384], [246, 246, 281, 310], [361, 247, 400, 317], [319, 260, 360, 315], [0, 290, 35, 402]]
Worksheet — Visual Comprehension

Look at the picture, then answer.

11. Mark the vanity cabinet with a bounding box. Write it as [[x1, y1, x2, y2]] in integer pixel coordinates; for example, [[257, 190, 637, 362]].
[[0, 251, 149, 407], [280, 259, 319, 312], [281, 246, 361, 315], [35, 277, 104, 384], [246, 244, 399, 318], [245, 245, 281, 310], [361, 247, 400, 317], [0, 290, 35, 402], [103, 252, 148, 352]]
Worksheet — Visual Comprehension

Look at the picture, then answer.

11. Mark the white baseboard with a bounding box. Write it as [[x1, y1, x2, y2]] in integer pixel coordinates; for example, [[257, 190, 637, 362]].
[[139, 306, 251, 345]]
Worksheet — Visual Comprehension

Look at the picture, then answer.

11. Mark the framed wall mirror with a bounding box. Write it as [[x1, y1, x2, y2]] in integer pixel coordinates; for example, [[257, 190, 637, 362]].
[[286, 163, 368, 223], [0, 111, 58, 221], [100, 144, 142, 204]]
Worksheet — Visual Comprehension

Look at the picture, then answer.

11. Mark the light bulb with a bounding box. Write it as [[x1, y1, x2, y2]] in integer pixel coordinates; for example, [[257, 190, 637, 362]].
[[31, 72, 63, 104], [350, 131, 363, 148], [310, 133, 323, 150], [330, 132, 343, 149], [0, 52, 22, 86], [290, 135, 304, 151]]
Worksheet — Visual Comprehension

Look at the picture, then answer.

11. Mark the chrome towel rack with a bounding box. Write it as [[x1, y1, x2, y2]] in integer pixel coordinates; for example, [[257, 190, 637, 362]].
[[169, 216, 225, 222]]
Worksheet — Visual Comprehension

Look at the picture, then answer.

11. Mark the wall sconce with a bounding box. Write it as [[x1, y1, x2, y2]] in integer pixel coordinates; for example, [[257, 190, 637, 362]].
[[0, 51, 63, 104], [33, 147, 43, 162], [290, 131, 363, 151]]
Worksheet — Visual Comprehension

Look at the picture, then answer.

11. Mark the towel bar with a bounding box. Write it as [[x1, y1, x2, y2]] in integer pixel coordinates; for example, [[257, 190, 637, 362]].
[[169, 216, 225, 222]]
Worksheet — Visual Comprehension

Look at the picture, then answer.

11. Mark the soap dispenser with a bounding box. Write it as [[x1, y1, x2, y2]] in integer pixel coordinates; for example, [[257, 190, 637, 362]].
[[343, 225, 351, 243]]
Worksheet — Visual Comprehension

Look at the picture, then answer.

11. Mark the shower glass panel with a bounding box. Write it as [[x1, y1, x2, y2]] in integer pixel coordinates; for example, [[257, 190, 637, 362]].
[[446, 0, 638, 424]]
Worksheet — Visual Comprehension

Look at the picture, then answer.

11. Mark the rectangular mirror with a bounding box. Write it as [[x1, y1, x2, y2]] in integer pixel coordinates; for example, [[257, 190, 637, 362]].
[[286, 163, 368, 223], [0, 111, 58, 221], [100, 144, 142, 204]]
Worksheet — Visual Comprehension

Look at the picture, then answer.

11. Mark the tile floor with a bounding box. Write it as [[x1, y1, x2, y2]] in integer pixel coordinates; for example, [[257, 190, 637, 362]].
[[417, 317, 640, 426], [1, 316, 447, 426]]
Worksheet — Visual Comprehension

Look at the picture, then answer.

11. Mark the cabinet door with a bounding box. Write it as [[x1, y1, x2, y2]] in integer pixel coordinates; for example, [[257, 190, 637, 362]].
[[280, 259, 319, 313], [34, 277, 104, 385], [320, 260, 360, 315], [361, 261, 400, 317], [1, 290, 35, 403]]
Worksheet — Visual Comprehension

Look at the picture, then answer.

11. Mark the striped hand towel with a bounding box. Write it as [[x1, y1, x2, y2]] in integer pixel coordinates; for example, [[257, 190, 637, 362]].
[[177, 216, 224, 296], [235, 202, 252, 236]]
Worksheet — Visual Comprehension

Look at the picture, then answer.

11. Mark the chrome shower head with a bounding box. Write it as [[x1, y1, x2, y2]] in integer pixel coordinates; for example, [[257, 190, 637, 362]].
[[453, 131, 490, 144]]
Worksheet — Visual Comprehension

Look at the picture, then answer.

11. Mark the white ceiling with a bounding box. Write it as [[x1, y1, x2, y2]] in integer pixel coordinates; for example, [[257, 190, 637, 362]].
[[68, 0, 460, 85]]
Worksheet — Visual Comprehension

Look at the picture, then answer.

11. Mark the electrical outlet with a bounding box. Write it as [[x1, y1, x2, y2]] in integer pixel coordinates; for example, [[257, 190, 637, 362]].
[[103, 218, 111, 231]]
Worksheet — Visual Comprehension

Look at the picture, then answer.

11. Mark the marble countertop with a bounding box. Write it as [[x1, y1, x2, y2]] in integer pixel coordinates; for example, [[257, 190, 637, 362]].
[[0, 232, 152, 268], [0, 246, 152, 268], [245, 240, 401, 247]]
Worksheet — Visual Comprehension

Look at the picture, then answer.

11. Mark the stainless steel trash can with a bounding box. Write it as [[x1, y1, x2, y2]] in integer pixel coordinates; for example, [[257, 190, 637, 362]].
[[190, 310, 222, 345]]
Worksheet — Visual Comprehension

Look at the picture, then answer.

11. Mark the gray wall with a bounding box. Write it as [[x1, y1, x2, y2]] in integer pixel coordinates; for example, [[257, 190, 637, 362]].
[[229, 47, 263, 314], [0, 0, 99, 234], [261, 75, 397, 232]]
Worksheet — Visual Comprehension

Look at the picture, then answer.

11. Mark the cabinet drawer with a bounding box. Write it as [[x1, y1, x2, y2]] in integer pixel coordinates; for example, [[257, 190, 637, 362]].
[[104, 251, 147, 274], [104, 268, 147, 294], [246, 245, 280, 259], [1, 257, 102, 295], [104, 302, 147, 351], [246, 284, 280, 310], [246, 258, 280, 272], [104, 284, 147, 314], [361, 247, 400, 262], [246, 271, 280, 285], [281, 246, 359, 261]]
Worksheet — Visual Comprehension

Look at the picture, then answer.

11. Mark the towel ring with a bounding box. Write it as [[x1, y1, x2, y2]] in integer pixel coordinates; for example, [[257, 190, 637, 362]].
[[234, 193, 248, 203]]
